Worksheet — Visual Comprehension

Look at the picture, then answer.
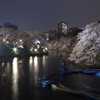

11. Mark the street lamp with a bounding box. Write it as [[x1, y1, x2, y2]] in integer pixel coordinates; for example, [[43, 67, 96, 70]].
[[34, 48, 37, 52], [13, 47, 17, 51]]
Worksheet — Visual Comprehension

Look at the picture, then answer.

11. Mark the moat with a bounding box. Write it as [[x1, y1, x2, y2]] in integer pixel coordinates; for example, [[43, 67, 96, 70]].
[[0, 51, 100, 100]]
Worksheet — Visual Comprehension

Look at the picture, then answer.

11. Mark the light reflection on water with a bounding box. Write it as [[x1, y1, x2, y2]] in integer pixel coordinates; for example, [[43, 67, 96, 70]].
[[0, 51, 100, 100], [33, 56, 38, 72], [29, 56, 33, 86], [42, 55, 47, 69], [29, 56, 39, 86], [29, 56, 33, 67], [12, 57, 18, 100]]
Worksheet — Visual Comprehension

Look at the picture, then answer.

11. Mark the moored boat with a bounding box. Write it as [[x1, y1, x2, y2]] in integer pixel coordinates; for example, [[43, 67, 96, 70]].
[[82, 70, 96, 74], [38, 77, 49, 81], [59, 68, 67, 72], [84, 86, 100, 93], [88, 69, 100, 72], [51, 84, 100, 100], [95, 72, 100, 77], [40, 80, 52, 87], [59, 71, 70, 75]]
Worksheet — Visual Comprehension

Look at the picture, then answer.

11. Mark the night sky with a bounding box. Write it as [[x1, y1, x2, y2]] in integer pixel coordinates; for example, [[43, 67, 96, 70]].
[[0, 0, 100, 32]]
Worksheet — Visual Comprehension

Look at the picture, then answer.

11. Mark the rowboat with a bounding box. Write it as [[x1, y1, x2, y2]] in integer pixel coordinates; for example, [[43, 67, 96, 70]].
[[88, 69, 100, 72], [38, 77, 49, 81], [82, 71, 96, 74], [52, 84, 100, 100], [38, 71, 57, 81], [84, 86, 100, 93], [59, 68, 67, 72], [95, 72, 100, 77], [40, 80, 52, 87], [70, 70, 82, 73]]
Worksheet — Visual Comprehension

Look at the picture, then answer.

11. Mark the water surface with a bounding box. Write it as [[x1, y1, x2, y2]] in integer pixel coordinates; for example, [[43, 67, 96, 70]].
[[0, 51, 100, 100]]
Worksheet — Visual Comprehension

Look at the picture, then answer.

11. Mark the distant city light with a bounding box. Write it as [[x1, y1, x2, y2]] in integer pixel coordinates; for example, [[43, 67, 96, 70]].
[[79, 27, 84, 29], [81, 28, 84, 29]]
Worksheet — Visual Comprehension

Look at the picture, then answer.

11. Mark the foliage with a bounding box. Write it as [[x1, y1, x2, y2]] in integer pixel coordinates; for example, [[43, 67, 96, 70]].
[[94, 54, 100, 61], [66, 29, 83, 37], [13, 51, 19, 55], [54, 33, 64, 39], [0, 44, 12, 55]]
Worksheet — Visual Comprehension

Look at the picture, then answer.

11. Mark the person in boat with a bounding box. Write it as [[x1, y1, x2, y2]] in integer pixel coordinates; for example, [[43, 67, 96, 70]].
[[61, 61, 67, 71], [62, 61, 66, 66]]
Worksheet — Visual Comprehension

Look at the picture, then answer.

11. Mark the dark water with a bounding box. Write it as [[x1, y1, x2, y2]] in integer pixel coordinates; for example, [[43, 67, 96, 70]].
[[0, 51, 100, 100]]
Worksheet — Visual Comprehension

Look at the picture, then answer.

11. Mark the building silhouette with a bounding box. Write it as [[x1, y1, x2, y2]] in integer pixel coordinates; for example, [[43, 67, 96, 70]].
[[58, 21, 68, 35]]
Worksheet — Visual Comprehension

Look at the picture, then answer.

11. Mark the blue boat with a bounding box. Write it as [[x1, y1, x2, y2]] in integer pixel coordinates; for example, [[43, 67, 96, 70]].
[[84, 86, 100, 93], [95, 72, 100, 77], [59, 72, 66, 75], [38, 76, 49, 81], [88, 69, 100, 72], [59, 68, 67, 72], [82, 71, 96, 74], [52, 84, 100, 100], [41, 80, 52, 87]]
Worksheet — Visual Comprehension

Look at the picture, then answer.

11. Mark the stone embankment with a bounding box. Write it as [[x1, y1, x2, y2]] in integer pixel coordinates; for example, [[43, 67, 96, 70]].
[[47, 21, 100, 66], [47, 36, 76, 54], [68, 21, 100, 66]]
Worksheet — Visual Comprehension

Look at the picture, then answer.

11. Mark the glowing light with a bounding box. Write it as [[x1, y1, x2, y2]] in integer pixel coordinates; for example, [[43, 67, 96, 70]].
[[6, 41, 9, 43], [34, 56, 38, 66], [35, 40, 40, 44], [30, 48, 32, 51], [13, 47, 17, 51], [42, 55, 47, 68], [12, 57, 18, 100], [34, 49, 37, 52], [29, 56, 33, 65], [18, 45, 23, 48], [46, 38, 49, 41], [12, 57, 18, 73], [2, 62, 4, 67], [95, 72, 100, 77], [33, 56, 38, 72], [20, 39, 22, 42], [33, 56, 39, 86], [45, 47, 48, 50], [43, 49, 45, 52], [3, 39, 6, 42]]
